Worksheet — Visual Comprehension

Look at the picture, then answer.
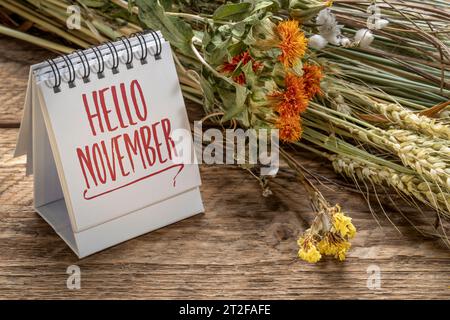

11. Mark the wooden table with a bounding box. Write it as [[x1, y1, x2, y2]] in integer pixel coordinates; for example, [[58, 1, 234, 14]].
[[0, 36, 449, 300]]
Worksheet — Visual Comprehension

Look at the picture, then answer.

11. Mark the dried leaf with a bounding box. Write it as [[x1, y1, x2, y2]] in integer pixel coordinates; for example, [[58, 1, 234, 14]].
[[357, 113, 390, 123], [419, 100, 450, 118]]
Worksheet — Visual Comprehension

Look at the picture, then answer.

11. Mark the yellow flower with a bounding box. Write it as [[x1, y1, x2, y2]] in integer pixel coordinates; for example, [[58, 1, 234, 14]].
[[297, 235, 321, 263], [331, 208, 356, 239], [335, 242, 351, 261], [318, 233, 351, 261], [276, 20, 308, 68]]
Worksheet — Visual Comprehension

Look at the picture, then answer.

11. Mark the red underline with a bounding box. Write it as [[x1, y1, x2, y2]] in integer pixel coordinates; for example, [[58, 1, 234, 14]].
[[83, 163, 185, 200]]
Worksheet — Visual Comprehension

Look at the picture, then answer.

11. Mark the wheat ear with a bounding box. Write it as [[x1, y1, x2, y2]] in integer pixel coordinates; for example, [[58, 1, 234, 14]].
[[330, 154, 450, 216], [353, 128, 450, 190], [374, 103, 450, 140], [382, 129, 450, 155]]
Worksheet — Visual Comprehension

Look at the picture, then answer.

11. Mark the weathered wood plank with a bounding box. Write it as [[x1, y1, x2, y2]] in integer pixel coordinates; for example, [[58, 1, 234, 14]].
[[0, 36, 53, 125], [0, 128, 449, 299]]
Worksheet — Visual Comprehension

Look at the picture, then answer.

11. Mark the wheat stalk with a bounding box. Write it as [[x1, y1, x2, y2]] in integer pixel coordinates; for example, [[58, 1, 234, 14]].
[[330, 154, 450, 216], [374, 103, 450, 140]]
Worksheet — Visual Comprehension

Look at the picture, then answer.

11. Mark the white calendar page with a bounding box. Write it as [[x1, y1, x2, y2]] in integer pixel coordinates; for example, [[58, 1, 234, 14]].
[[37, 41, 201, 232]]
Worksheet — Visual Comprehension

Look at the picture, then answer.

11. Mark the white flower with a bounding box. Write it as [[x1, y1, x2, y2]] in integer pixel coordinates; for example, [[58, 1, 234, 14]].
[[374, 19, 389, 30], [316, 8, 344, 45], [340, 37, 351, 47], [308, 34, 328, 49], [366, 4, 389, 30], [354, 28, 374, 48]]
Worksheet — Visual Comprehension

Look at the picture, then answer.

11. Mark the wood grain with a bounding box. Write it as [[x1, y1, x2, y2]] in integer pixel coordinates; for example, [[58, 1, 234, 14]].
[[0, 37, 52, 126], [0, 35, 449, 300]]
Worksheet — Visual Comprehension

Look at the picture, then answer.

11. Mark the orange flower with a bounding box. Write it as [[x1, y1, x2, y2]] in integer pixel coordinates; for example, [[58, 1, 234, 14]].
[[270, 73, 309, 117], [277, 114, 303, 142], [221, 50, 262, 85], [302, 64, 324, 99], [276, 20, 307, 68]]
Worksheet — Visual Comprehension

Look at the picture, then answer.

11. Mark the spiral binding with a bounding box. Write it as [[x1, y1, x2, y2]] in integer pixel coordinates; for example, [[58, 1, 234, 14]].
[[75, 49, 91, 83], [91, 46, 105, 79], [46, 30, 162, 93]]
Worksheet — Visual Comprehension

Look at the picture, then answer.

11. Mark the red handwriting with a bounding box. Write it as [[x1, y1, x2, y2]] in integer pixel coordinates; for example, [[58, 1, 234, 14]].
[[77, 79, 180, 200], [83, 164, 184, 200], [82, 80, 148, 136]]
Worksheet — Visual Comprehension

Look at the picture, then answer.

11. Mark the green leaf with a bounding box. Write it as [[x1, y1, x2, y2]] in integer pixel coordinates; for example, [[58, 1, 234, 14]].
[[200, 77, 215, 104], [247, 15, 276, 45], [204, 32, 232, 66], [289, 0, 310, 10], [213, 3, 252, 21], [79, 0, 108, 8], [272, 63, 287, 85], [200, 77, 215, 113], [231, 22, 247, 38], [290, 59, 304, 77], [242, 61, 257, 88], [219, 85, 249, 122], [159, 0, 173, 10], [235, 84, 248, 108], [228, 41, 246, 57], [252, 0, 280, 13], [278, 0, 290, 10], [252, 84, 270, 102], [135, 0, 194, 57]]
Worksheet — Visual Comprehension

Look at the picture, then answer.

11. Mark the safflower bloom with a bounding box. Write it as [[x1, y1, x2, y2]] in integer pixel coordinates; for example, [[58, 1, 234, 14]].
[[302, 64, 324, 99], [276, 20, 308, 68], [276, 114, 302, 142], [270, 73, 309, 117], [298, 235, 322, 263], [221, 50, 262, 85]]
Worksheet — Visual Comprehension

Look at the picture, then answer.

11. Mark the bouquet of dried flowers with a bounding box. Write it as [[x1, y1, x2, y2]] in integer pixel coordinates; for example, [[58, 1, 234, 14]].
[[0, 0, 448, 263]]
